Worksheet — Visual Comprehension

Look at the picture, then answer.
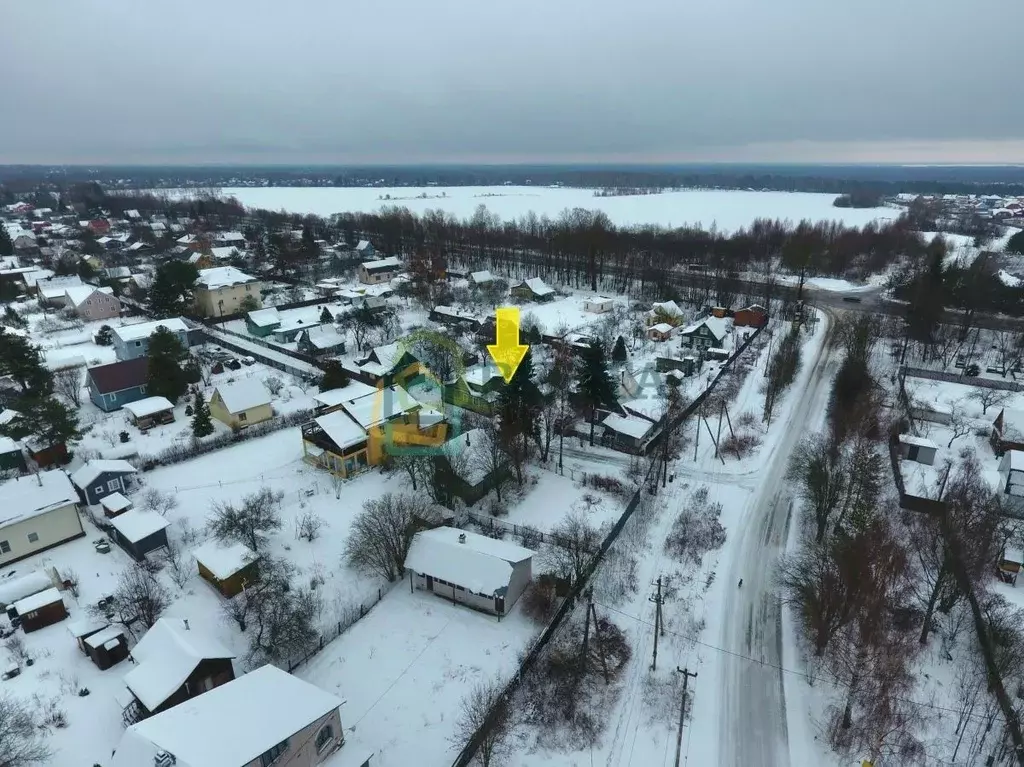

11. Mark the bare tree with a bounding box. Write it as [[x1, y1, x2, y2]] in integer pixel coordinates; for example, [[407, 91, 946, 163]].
[[263, 375, 284, 396], [296, 511, 324, 542], [788, 433, 846, 543], [0, 694, 52, 767], [207, 487, 284, 552], [544, 510, 600, 586], [392, 453, 433, 492], [968, 387, 1010, 416], [448, 677, 517, 767], [140, 487, 178, 516], [343, 493, 427, 582], [159, 544, 193, 590], [101, 564, 171, 632], [222, 556, 293, 633], [52, 367, 82, 407], [946, 405, 972, 448], [471, 420, 511, 504]]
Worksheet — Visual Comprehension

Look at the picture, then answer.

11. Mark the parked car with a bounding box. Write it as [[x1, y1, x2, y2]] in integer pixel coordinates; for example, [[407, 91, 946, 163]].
[[964, 363, 980, 377]]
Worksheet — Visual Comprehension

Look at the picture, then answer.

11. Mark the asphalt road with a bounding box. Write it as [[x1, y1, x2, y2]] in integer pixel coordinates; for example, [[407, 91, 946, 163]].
[[717, 312, 838, 767]]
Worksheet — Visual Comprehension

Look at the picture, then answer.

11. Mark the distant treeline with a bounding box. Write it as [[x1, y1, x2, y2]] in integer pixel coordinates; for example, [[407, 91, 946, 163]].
[[4, 163, 1024, 197]]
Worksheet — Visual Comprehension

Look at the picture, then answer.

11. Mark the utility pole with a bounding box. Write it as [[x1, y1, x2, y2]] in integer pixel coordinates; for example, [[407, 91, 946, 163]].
[[673, 667, 698, 767], [649, 576, 664, 670]]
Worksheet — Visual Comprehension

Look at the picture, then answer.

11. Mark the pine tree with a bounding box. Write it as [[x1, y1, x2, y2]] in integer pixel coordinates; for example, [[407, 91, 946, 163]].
[[191, 390, 214, 438], [0, 330, 52, 394], [147, 327, 190, 403], [320, 306, 333, 324], [497, 348, 543, 484], [0, 224, 12, 257], [319, 360, 350, 392], [149, 261, 199, 318], [95, 325, 114, 346], [611, 336, 627, 362], [577, 339, 618, 446], [3, 395, 80, 450]]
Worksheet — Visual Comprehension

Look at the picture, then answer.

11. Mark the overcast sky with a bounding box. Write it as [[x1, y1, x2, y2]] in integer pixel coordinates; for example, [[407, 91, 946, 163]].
[[3, 0, 1024, 165]]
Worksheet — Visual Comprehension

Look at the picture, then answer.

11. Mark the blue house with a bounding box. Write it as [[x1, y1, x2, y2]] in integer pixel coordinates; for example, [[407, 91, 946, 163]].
[[70, 459, 138, 506], [112, 318, 191, 361], [87, 358, 150, 412]]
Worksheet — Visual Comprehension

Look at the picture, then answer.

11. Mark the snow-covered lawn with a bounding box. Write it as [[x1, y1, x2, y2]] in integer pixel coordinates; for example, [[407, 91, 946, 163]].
[[192, 186, 898, 232], [297, 578, 541, 767]]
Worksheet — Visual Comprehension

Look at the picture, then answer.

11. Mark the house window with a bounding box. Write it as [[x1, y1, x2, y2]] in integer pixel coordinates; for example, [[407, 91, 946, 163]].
[[107, 479, 120, 492], [315, 724, 335, 752], [27, 532, 39, 544], [134, 340, 142, 347], [260, 739, 289, 766], [238, 412, 247, 422], [0, 540, 10, 554], [94, 485, 104, 495]]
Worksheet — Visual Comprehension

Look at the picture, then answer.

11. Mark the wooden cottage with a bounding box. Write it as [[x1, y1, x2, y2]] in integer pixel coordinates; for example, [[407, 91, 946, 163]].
[[67, 619, 129, 669], [122, 396, 175, 431], [108, 510, 170, 560], [193, 540, 259, 598], [12, 587, 67, 632]]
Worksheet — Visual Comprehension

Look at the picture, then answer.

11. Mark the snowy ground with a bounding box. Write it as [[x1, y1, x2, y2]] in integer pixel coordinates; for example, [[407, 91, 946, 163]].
[[162, 186, 899, 232]]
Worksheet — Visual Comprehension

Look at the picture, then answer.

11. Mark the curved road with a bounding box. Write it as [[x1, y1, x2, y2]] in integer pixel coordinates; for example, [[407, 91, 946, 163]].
[[718, 312, 838, 767]]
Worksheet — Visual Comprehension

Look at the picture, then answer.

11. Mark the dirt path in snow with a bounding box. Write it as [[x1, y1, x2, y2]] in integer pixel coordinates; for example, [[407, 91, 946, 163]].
[[717, 314, 838, 767]]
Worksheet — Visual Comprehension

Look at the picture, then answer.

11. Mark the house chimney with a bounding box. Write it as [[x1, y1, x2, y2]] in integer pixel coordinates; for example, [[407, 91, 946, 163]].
[[465, 432, 471, 446], [182, 619, 190, 631], [35, 471, 42, 487], [154, 751, 176, 767], [458, 533, 466, 544]]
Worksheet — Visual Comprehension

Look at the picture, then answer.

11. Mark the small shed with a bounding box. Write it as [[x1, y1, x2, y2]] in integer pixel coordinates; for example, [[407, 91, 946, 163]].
[[83, 624, 129, 669], [584, 296, 615, 314], [122, 396, 175, 431], [0, 570, 54, 610], [12, 587, 67, 632], [193, 540, 259, 597], [647, 323, 675, 342], [100, 491, 133, 518], [67, 617, 108, 650], [897, 434, 938, 466], [0, 435, 25, 473], [109, 510, 170, 560], [998, 547, 1024, 585]]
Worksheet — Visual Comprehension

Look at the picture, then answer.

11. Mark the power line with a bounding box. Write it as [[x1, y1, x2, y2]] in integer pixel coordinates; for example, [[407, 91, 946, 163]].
[[594, 600, 994, 724]]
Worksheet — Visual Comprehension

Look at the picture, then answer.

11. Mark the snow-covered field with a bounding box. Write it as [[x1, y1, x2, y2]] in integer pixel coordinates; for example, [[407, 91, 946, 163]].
[[168, 186, 899, 232]]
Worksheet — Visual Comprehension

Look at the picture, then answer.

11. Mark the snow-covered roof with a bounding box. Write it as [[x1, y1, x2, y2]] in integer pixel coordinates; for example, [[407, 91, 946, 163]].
[[998, 408, 1024, 440], [66, 617, 108, 639], [84, 624, 125, 650], [680, 315, 730, 341], [898, 434, 938, 449], [603, 413, 656, 441], [0, 471, 78, 528], [515, 277, 554, 296], [64, 285, 116, 308], [0, 571, 53, 607], [362, 256, 402, 271], [313, 410, 369, 451], [442, 429, 491, 486], [122, 396, 175, 419], [342, 385, 419, 429], [124, 618, 235, 711], [300, 323, 346, 349], [113, 317, 189, 342], [462, 362, 504, 388], [213, 379, 272, 414], [1004, 547, 1024, 565], [13, 587, 63, 615], [109, 509, 169, 544], [70, 459, 137, 490], [196, 266, 256, 289], [246, 307, 281, 327], [215, 231, 245, 242], [100, 492, 132, 514], [364, 341, 406, 373], [406, 527, 533, 596], [193, 540, 257, 580], [0, 435, 19, 454], [470, 270, 494, 284], [433, 305, 479, 322], [649, 323, 674, 334], [111, 665, 341, 767], [650, 300, 684, 317], [312, 381, 379, 409], [210, 246, 239, 261]]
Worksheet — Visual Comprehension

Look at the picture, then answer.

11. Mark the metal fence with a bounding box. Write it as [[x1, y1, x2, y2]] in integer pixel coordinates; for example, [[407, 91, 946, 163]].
[[463, 511, 597, 554], [192, 328, 322, 381], [901, 365, 1024, 392], [286, 586, 389, 672]]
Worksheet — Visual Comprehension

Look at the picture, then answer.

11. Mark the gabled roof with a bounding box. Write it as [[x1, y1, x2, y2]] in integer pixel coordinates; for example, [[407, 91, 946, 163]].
[[603, 413, 656, 441], [0, 471, 78, 528], [111, 665, 341, 767], [997, 408, 1024, 441], [87, 358, 149, 394], [213, 379, 271, 414], [361, 255, 401, 271], [113, 317, 189, 342], [342, 385, 419, 429], [312, 381, 379, 409], [124, 618, 235, 712], [313, 410, 368, 452], [70, 459, 137, 490], [196, 266, 256, 289], [193, 540, 257, 580], [299, 323, 346, 349], [355, 239, 372, 250], [470, 270, 494, 284], [246, 307, 281, 327], [650, 300, 684, 318], [406, 526, 533, 596], [64, 285, 116, 308], [680, 315, 730, 341], [513, 277, 553, 296]]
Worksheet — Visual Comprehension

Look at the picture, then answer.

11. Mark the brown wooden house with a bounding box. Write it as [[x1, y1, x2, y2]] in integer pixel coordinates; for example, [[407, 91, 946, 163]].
[[122, 617, 236, 724], [12, 588, 67, 632], [67, 619, 129, 669], [193, 540, 259, 598], [992, 408, 1024, 456]]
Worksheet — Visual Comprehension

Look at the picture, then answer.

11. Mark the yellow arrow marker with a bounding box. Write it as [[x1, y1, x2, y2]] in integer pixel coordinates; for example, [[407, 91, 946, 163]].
[[487, 306, 529, 384]]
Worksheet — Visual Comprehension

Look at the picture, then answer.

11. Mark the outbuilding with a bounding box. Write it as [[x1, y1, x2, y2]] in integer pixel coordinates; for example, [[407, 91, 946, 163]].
[[584, 296, 615, 314], [83, 624, 130, 669], [109, 510, 170, 560], [210, 379, 273, 430], [193, 540, 259, 598], [70, 459, 138, 506], [122, 396, 175, 431], [405, 527, 534, 616], [0, 570, 55, 610], [12, 587, 67, 632], [100, 491, 133, 518], [897, 434, 938, 466]]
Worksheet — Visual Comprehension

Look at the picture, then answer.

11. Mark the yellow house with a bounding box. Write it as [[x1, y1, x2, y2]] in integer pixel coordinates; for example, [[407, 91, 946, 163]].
[[194, 266, 262, 318], [209, 379, 273, 430], [301, 385, 448, 477]]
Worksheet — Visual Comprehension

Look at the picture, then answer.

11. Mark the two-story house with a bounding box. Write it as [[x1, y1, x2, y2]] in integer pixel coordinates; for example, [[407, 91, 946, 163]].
[[0, 471, 84, 566], [510, 277, 554, 302], [678, 315, 731, 351], [86, 358, 151, 412], [70, 459, 138, 506], [358, 256, 402, 285], [112, 318, 191, 361], [194, 266, 262, 318], [63, 285, 120, 321]]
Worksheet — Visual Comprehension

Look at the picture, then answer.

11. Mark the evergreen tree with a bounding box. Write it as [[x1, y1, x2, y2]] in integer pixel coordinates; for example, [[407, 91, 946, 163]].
[[95, 324, 114, 346], [1007, 229, 1024, 256], [319, 360, 350, 392], [0, 224, 12, 257], [191, 390, 214, 438], [319, 306, 333, 324], [148, 261, 199, 318], [239, 294, 260, 313], [497, 348, 543, 484], [611, 336, 627, 362], [146, 326, 190, 403], [2, 395, 80, 451], [577, 339, 618, 446], [0, 330, 52, 394]]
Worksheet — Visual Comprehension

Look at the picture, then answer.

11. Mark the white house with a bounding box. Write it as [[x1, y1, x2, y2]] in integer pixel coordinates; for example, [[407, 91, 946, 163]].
[[897, 434, 939, 466], [470, 270, 495, 286], [110, 665, 347, 767], [584, 296, 615, 314], [358, 256, 402, 285], [405, 526, 534, 616], [0, 471, 84, 566]]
